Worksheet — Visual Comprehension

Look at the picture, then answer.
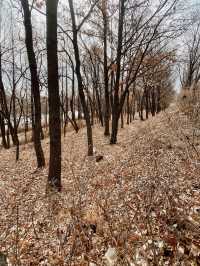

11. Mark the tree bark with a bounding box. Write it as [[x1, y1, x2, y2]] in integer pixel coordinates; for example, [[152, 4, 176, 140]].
[[47, 0, 61, 191], [151, 88, 156, 116], [156, 86, 161, 113], [126, 90, 130, 125], [0, 114, 8, 148], [21, 0, 45, 168], [102, 0, 110, 136], [144, 86, 149, 120], [110, 0, 125, 144]]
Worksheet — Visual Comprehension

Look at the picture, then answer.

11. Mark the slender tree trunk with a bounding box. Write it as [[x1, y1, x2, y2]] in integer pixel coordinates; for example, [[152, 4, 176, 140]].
[[61, 60, 64, 129], [151, 88, 156, 116], [6, 128, 10, 148], [132, 91, 136, 121], [0, 37, 17, 150], [110, 0, 125, 144], [156, 86, 161, 113], [25, 88, 29, 143], [120, 83, 124, 128], [65, 61, 69, 123], [145, 87, 149, 120], [110, 71, 114, 110], [0, 114, 8, 148], [140, 93, 144, 121], [21, 0, 45, 167], [126, 90, 130, 125], [90, 98, 94, 126], [71, 73, 76, 123], [95, 87, 104, 127], [11, 24, 20, 161], [129, 93, 133, 123], [103, 0, 110, 136], [64, 62, 69, 136], [47, 0, 61, 191], [68, 0, 93, 156]]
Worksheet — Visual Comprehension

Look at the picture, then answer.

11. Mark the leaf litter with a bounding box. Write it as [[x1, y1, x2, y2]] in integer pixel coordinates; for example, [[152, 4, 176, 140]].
[[0, 104, 200, 265]]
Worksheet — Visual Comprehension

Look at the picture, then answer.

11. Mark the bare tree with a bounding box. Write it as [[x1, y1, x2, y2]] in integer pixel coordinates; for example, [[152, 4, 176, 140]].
[[182, 22, 200, 90], [102, 0, 110, 136], [68, 0, 95, 156]]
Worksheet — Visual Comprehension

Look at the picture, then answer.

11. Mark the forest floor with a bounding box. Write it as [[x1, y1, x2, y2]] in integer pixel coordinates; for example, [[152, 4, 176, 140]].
[[0, 103, 200, 266]]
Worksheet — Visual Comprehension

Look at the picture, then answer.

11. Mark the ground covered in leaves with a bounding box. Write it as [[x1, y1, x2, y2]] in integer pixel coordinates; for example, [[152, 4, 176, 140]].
[[0, 104, 200, 265]]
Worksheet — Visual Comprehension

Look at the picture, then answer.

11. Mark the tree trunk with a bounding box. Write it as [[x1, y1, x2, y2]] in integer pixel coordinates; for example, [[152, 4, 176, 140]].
[[47, 0, 61, 191], [95, 87, 104, 127], [145, 87, 149, 120], [21, 0, 45, 168], [11, 26, 20, 161], [61, 60, 64, 129], [126, 90, 130, 125], [65, 61, 69, 123], [156, 86, 161, 113], [0, 43, 19, 151], [64, 62, 69, 136], [68, 0, 93, 156], [6, 129, 10, 148], [110, 0, 125, 144], [71, 68, 76, 123], [151, 88, 156, 116], [110, 110, 119, 144], [45, 95, 48, 131], [0, 115, 8, 148], [140, 93, 144, 121], [103, 0, 110, 136]]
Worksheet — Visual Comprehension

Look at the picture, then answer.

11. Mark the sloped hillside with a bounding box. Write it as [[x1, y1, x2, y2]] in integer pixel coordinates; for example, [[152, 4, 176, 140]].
[[0, 104, 200, 265]]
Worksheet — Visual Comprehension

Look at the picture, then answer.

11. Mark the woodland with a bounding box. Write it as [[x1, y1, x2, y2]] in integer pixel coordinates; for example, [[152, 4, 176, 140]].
[[0, 0, 200, 265]]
